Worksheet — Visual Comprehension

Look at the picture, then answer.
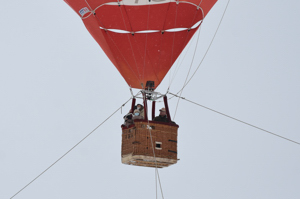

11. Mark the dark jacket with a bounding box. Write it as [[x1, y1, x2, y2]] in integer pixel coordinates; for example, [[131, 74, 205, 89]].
[[153, 115, 168, 122]]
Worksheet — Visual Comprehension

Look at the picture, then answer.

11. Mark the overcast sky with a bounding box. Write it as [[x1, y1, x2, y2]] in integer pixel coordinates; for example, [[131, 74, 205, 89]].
[[1, 0, 300, 199]]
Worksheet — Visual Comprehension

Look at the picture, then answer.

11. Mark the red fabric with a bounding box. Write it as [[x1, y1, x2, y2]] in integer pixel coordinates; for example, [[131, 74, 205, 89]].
[[65, 0, 217, 89]]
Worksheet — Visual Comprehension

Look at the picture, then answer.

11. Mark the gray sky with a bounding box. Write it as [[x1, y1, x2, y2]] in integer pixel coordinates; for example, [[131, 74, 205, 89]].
[[1, 0, 300, 198]]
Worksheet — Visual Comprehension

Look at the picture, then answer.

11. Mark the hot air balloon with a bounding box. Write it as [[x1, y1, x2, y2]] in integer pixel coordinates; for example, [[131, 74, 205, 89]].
[[65, 0, 217, 168]]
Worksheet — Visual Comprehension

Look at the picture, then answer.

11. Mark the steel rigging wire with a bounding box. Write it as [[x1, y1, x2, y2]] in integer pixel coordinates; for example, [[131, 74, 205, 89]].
[[169, 0, 231, 101], [10, 98, 132, 199], [169, 92, 300, 146]]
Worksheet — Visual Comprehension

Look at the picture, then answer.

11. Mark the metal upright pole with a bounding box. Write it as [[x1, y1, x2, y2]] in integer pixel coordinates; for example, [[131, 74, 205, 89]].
[[152, 101, 156, 120], [163, 95, 171, 122], [130, 98, 136, 114], [142, 92, 148, 121]]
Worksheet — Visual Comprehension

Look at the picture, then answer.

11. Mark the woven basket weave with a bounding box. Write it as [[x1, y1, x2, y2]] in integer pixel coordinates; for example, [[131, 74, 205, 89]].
[[121, 120, 179, 168]]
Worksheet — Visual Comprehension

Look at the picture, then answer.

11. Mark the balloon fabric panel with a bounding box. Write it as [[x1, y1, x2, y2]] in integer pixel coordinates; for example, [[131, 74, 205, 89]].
[[64, 0, 217, 89]]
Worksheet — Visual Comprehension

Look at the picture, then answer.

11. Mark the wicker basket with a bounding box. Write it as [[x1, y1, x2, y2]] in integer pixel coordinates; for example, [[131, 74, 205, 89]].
[[121, 120, 179, 168]]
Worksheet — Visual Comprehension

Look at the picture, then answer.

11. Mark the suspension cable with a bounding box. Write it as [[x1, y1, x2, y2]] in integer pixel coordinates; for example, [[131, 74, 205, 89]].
[[118, 2, 143, 86], [168, 25, 202, 91], [87, 3, 142, 84], [10, 98, 132, 199], [169, 92, 300, 145], [144, 94, 165, 199], [169, 4, 179, 87], [142, 2, 151, 83], [147, 120, 165, 199], [168, 2, 204, 90], [173, 24, 203, 120], [170, 0, 231, 100]]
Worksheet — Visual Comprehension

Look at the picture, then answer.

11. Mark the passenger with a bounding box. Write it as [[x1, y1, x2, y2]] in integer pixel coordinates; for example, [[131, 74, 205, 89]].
[[123, 111, 134, 127], [153, 108, 169, 122], [132, 109, 144, 120], [135, 104, 144, 118]]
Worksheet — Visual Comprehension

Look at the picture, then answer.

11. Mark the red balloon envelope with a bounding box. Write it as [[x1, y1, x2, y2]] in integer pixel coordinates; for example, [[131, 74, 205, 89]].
[[65, 0, 217, 89]]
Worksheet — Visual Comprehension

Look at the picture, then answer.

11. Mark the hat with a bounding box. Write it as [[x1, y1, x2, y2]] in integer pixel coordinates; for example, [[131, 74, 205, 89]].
[[159, 108, 166, 112], [134, 109, 140, 113]]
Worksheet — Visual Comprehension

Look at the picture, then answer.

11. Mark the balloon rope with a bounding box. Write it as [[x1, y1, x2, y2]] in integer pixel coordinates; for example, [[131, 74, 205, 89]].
[[172, 8, 204, 119], [146, 119, 165, 199], [118, 3, 143, 86], [106, 33, 142, 83], [169, 4, 179, 86], [87, 2, 142, 84], [169, 92, 300, 146], [142, 3, 151, 83], [173, 24, 202, 120], [142, 93, 164, 199], [167, 26, 201, 89], [160, 2, 172, 86], [9, 98, 132, 199], [168, 4, 204, 90], [170, 0, 231, 99]]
